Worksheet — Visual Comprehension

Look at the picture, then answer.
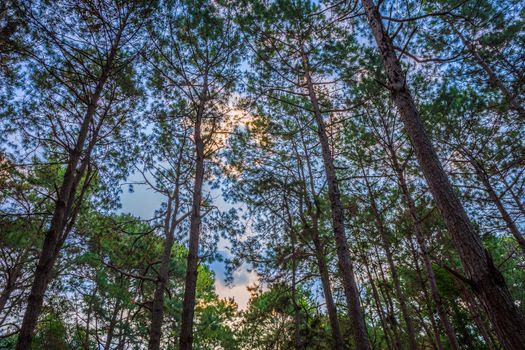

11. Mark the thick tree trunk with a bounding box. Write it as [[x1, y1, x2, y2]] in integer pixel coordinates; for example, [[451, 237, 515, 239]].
[[179, 97, 207, 350], [301, 47, 370, 350], [363, 174, 419, 350], [361, 1, 525, 348]]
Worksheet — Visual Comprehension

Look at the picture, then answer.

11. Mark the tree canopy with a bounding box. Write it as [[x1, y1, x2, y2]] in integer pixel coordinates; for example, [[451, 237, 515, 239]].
[[1, 0, 524, 349]]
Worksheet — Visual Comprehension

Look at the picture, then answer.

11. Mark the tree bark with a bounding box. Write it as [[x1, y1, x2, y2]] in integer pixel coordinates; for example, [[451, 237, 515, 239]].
[[372, 246, 402, 350], [471, 160, 525, 255], [290, 222, 302, 350], [179, 94, 207, 350], [148, 198, 176, 350], [103, 300, 121, 350], [388, 146, 459, 350], [310, 220, 346, 350], [296, 131, 346, 350], [15, 22, 124, 348], [148, 146, 187, 350], [301, 46, 370, 350], [361, 1, 525, 348], [451, 23, 525, 120], [363, 252, 394, 350], [362, 173, 419, 350]]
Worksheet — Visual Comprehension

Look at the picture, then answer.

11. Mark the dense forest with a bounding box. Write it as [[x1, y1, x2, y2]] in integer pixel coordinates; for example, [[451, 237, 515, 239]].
[[1, 0, 524, 349]]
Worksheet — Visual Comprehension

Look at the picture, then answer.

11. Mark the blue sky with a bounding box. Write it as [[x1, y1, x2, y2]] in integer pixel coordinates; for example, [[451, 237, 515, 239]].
[[119, 174, 256, 309]]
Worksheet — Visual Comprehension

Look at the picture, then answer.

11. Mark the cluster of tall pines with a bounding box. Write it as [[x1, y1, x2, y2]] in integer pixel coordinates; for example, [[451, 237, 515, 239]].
[[0, 0, 524, 349]]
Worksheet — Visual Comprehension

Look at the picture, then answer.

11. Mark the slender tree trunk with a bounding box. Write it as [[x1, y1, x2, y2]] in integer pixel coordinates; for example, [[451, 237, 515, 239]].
[[16, 102, 98, 350], [301, 45, 370, 350], [148, 132, 188, 350], [103, 300, 121, 350], [15, 25, 123, 348], [363, 173, 419, 350], [290, 225, 302, 350], [310, 222, 346, 350], [179, 95, 207, 350], [471, 161, 525, 255], [460, 287, 498, 350], [148, 197, 177, 350], [372, 246, 402, 350], [361, 2, 525, 348], [405, 236, 445, 350], [363, 253, 394, 350], [388, 146, 459, 350], [296, 131, 346, 350], [499, 175, 525, 217], [450, 23, 525, 120]]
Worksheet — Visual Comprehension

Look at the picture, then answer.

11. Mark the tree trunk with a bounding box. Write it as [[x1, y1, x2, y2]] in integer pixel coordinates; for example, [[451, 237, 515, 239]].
[[363, 253, 394, 350], [472, 161, 525, 255], [363, 173, 419, 350], [103, 300, 121, 350], [372, 246, 402, 350], [291, 225, 302, 350], [310, 222, 346, 350], [297, 131, 346, 350], [149, 132, 188, 350], [16, 102, 98, 350], [361, 1, 525, 348], [300, 46, 370, 350], [179, 96, 207, 350], [388, 146, 459, 350], [451, 23, 525, 120], [148, 197, 175, 350], [15, 24, 123, 348], [460, 287, 498, 350]]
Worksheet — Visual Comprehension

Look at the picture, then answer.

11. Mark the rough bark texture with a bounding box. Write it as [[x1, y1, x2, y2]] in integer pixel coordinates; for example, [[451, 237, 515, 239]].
[[301, 47, 370, 350], [179, 98, 206, 350], [361, 1, 525, 348]]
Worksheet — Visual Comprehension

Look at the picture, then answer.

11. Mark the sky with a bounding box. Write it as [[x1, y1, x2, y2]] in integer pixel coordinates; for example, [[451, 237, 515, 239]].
[[119, 174, 257, 310]]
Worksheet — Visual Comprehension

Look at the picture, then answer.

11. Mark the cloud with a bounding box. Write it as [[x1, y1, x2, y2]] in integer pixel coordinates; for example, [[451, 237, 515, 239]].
[[214, 265, 258, 310]]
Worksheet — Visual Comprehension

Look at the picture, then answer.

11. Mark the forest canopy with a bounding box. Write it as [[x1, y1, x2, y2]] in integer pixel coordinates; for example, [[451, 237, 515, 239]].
[[0, 0, 524, 349]]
